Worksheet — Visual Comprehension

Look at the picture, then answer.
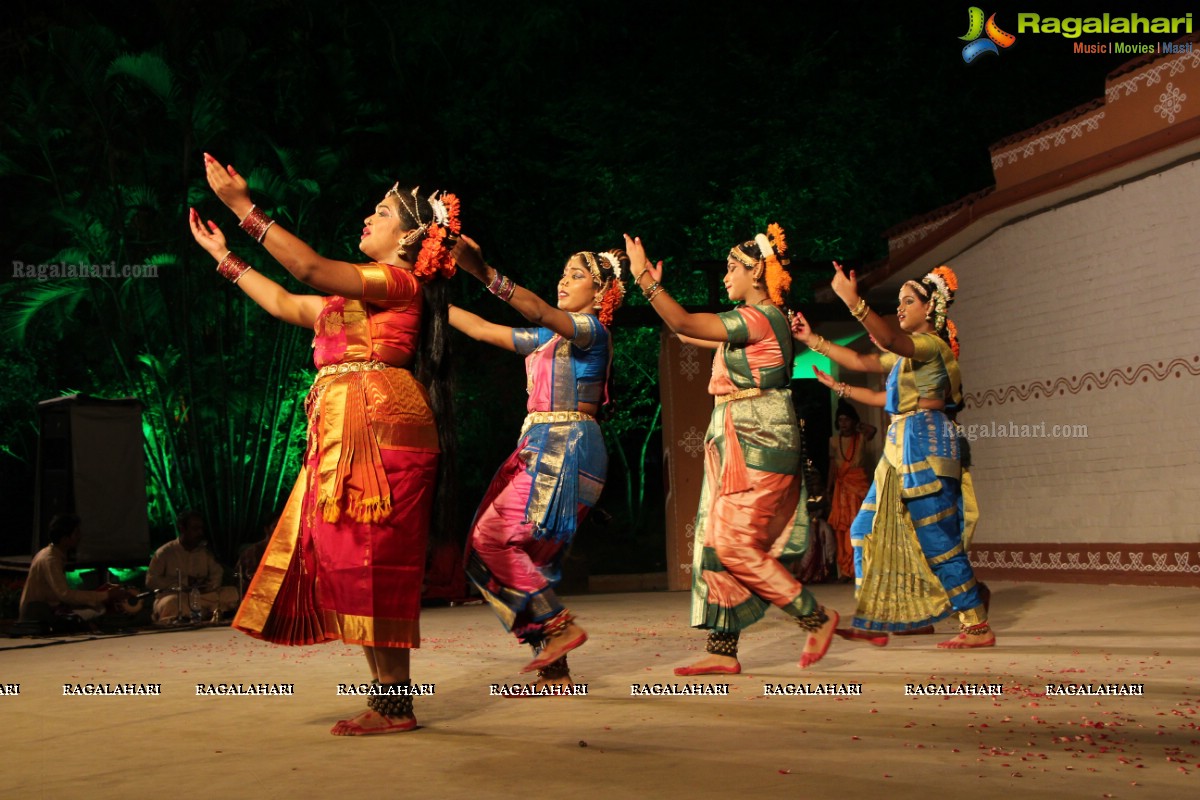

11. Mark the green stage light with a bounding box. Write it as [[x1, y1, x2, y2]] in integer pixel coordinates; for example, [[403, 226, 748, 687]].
[[792, 333, 865, 378]]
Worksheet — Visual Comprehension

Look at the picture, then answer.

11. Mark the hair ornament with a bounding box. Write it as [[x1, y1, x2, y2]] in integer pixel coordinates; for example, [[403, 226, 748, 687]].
[[729, 245, 757, 268], [754, 233, 774, 260], [905, 264, 960, 353], [945, 317, 961, 358], [404, 186, 462, 282], [576, 250, 627, 327], [761, 222, 792, 306], [599, 251, 623, 282]]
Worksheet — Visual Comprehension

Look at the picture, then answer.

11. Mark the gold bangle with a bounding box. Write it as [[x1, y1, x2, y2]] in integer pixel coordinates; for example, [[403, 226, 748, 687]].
[[812, 335, 829, 355], [850, 299, 869, 321], [646, 285, 666, 303]]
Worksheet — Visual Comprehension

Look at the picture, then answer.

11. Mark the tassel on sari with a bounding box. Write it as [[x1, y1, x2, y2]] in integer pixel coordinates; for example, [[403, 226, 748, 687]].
[[316, 379, 393, 523], [719, 406, 752, 495]]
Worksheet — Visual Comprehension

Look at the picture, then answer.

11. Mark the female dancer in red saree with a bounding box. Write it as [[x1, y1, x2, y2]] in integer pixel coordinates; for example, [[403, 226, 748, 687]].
[[188, 154, 460, 734], [449, 238, 625, 686], [625, 228, 838, 675]]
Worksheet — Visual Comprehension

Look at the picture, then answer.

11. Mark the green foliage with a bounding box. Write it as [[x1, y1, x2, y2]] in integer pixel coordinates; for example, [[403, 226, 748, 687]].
[[0, 0, 1126, 567]]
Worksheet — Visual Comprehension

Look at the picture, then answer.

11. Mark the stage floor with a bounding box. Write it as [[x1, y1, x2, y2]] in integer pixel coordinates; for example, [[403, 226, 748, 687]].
[[2, 582, 1197, 799]]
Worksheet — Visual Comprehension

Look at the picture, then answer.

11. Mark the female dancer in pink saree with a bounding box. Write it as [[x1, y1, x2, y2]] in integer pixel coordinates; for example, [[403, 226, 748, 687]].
[[189, 154, 460, 735], [449, 237, 625, 686]]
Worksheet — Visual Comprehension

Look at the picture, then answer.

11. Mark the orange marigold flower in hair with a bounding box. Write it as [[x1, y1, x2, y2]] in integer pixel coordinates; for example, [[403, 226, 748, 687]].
[[412, 191, 462, 281], [598, 280, 624, 327], [945, 318, 961, 358], [767, 222, 789, 261], [932, 265, 958, 293]]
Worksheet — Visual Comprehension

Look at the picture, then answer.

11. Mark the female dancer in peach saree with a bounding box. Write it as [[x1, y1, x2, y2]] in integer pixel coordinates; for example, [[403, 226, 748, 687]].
[[625, 227, 838, 676], [793, 262, 992, 649], [189, 153, 461, 734], [449, 239, 626, 686]]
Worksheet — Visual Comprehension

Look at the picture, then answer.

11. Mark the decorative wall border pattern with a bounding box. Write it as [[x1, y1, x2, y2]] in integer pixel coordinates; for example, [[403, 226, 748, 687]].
[[971, 543, 1200, 586], [1106, 50, 1200, 103], [990, 111, 1106, 170], [965, 356, 1200, 407], [890, 210, 960, 251]]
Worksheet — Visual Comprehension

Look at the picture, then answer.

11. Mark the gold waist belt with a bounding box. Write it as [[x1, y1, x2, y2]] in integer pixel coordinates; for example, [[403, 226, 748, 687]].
[[523, 410, 594, 426], [715, 387, 764, 405], [521, 410, 594, 435], [316, 361, 394, 378]]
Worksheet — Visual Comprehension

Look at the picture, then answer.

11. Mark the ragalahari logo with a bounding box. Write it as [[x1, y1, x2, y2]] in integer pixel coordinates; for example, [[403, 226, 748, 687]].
[[960, 7, 1017, 62]]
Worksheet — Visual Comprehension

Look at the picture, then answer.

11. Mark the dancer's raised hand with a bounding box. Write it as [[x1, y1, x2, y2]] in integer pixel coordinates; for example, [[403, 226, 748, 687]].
[[202, 153, 253, 217], [830, 260, 859, 307], [452, 235, 489, 281], [188, 207, 228, 261], [623, 234, 662, 284], [791, 310, 815, 345]]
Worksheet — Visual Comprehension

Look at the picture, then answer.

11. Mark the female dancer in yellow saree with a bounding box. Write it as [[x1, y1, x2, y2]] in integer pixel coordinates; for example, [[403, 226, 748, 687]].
[[625, 227, 838, 675], [792, 262, 993, 649], [189, 154, 461, 734]]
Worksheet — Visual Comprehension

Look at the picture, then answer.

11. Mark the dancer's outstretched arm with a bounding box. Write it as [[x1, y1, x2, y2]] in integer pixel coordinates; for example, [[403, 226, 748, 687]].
[[812, 367, 887, 408], [623, 235, 733, 342], [188, 209, 322, 329], [202, 154, 376, 299], [826, 261, 919, 359], [448, 305, 516, 352], [790, 311, 887, 374], [453, 235, 587, 343]]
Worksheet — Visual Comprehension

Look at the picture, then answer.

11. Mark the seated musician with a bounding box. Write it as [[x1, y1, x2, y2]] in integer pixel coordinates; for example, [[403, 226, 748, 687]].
[[19, 514, 126, 625], [146, 511, 239, 623]]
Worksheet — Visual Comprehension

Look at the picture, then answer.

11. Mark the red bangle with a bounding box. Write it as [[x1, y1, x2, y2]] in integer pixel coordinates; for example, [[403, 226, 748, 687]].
[[239, 205, 275, 243], [216, 252, 253, 284]]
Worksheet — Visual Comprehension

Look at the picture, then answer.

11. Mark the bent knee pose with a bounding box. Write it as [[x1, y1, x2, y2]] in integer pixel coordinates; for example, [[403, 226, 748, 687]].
[[451, 237, 626, 685], [626, 226, 838, 675], [190, 155, 461, 734], [793, 262, 992, 649]]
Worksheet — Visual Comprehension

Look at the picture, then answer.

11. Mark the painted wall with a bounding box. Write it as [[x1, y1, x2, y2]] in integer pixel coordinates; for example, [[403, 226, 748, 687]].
[[953, 158, 1200, 584]]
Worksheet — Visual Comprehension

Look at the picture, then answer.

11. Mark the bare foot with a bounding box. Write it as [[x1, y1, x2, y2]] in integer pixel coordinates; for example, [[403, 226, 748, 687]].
[[674, 654, 741, 676], [799, 609, 839, 668], [330, 709, 417, 736], [937, 626, 996, 649], [522, 622, 588, 673]]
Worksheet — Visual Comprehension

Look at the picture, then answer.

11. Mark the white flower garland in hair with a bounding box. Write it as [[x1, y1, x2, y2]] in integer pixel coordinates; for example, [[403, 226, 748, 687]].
[[427, 191, 449, 227], [598, 251, 622, 281], [754, 233, 774, 260], [924, 271, 949, 302]]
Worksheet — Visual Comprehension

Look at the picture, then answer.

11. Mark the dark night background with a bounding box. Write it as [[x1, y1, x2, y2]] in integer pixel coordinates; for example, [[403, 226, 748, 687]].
[[0, 0, 1187, 571]]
